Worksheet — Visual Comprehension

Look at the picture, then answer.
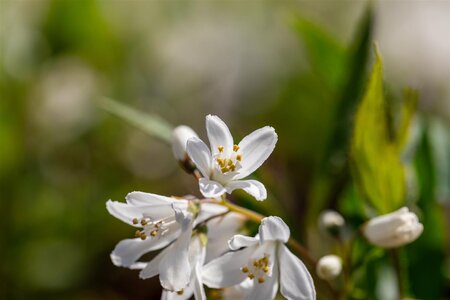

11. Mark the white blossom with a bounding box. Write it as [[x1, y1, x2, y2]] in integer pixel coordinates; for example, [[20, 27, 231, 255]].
[[187, 115, 277, 201], [106, 192, 226, 293], [363, 207, 424, 248], [202, 216, 316, 300], [316, 255, 342, 280]]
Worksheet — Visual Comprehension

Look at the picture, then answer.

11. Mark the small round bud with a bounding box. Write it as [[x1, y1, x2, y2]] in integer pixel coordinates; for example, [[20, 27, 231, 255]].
[[171, 125, 198, 161], [316, 255, 342, 280], [319, 210, 345, 237]]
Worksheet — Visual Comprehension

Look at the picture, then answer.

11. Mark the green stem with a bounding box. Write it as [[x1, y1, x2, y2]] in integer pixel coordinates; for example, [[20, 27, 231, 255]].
[[389, 249, 405, 299]]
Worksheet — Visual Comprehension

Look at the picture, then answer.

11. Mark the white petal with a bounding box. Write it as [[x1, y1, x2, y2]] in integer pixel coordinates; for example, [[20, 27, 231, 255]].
[[259, 216, 290, 244], [222, 279, 254, 300], [202, 246, 257, 288], [199, 178, 226, 199], [196, 203, 229, 225], [106, 200, 175, 227], [126, 191, 173, 206], [278, 244, 316, 300], [139, 248, 166, 279], [225, 180, 267, 201], [206, 213, 246, 262], [245, 259, 279, 300], [159, 215, 193, 291], [186, 137, 212, 178], [161, 283, 194, 300], [235, 126, 277, 179], [228, 235, 259, 250], [110, 233, 178, 267], [193, 264, 207, 300], [206, 114, 234, 156]]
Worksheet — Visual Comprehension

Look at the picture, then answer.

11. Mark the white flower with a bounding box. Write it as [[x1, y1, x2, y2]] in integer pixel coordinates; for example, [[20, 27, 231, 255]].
[[362, 207, 424, 248], [202, 216, 316, 300], [186, 115, 277, 201], [107, 192, 226, 292], [316, 255, 342, 280], [172, 125, 199, 161]]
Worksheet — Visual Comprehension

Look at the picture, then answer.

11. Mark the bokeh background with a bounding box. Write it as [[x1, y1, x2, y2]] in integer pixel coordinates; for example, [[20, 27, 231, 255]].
[[1, 0, 449, 299]]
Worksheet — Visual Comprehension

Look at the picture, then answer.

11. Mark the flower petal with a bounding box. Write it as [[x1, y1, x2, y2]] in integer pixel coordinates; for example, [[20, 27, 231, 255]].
[[245, 259, 279, 300], [225, 180, 267, 201], [278, 244, 316, 300], [206, 115, 234, 156], [228, 235, 259, 251], [193, 263, 207, 300], [139, 248, 166, 279], [235, 126, 277, 179], [259, 216, 290, 244], [199, 178, 226, 199], [202, 246, 257, 288], [222, 279, 254, 300], [111, 233, 178, 267], [159, 214, 194, 291], [161, 282, 194, 300], [186, 137, 212, 178], [106, 200, 176, 227], [196, 203, 229, 225], [126, 191, 174, 206]]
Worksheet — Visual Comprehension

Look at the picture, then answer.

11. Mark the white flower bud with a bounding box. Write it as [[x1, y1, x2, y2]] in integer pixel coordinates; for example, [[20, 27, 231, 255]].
[[319, 210, 345, 236], [171, 125, 198, 161], [316, 255, 342, 280], [363, 207, 423, 248]]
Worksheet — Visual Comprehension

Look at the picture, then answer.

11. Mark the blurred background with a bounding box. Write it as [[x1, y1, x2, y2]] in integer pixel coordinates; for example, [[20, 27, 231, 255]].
[[1, 0, 449, 299]]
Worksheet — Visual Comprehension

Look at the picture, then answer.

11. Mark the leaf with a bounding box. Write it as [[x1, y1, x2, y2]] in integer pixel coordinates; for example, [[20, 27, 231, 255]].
[[396, 88, 419, 151], [292, 16, 347, 91], [99, 97, 173, 143], [350, 45, 406, 214]]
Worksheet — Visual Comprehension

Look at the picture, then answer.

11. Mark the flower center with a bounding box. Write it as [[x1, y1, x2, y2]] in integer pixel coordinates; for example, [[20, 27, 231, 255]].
[[241, 254, 271, 284], [132, 216, 175, 240], [215, 144, 242, 174]]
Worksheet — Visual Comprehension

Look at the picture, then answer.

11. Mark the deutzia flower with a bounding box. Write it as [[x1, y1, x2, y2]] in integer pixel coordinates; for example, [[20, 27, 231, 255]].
[[187, 115, 277, 201], [107, 192, 225, 293], [362, 207, 424, 248], [202, 216, 316, 300]]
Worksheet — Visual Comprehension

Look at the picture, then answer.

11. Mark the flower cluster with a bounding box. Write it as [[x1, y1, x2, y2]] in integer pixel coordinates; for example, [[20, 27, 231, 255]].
[[107, 114, 424, 299], [107, 115, 315, 299]]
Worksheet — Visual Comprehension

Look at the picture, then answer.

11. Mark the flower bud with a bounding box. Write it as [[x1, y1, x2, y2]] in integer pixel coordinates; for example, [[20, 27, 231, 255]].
[[363, 207, 423, 248], [171, 125, 198, 172], [316, 255, 342, 280], [318, 210, 345, 237]]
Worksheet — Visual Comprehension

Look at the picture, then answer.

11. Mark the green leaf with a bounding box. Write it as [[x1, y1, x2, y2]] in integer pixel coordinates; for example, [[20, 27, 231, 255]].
[[99, 97, 173, 143], [396, 88, 419, 150], [292, 16, 346, 91], [350, 46, 406, 214]]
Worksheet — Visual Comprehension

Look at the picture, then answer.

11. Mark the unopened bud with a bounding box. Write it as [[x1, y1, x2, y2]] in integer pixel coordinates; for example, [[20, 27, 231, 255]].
[[316, 255, 342, 280], [171, 125, 198, 172], [363, 207, 423, 248], [319, 210, 345, 237]]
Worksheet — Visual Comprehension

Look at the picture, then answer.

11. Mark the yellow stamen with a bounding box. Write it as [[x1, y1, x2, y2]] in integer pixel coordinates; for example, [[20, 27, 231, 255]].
[[236, 154, 242, 161], [248, 274, 255, 279], [150, 230, 158, 237], [218, 146, 224, 153], [263, 266, 270, 273], [233, 144, 240, 152], [242, 266, 249, 273], [140, 233, 147, 240], [132, 218, 139, 225], [177, 289, 184, 295], [140, 219, 147, 226], [258, 277, 265, 284]]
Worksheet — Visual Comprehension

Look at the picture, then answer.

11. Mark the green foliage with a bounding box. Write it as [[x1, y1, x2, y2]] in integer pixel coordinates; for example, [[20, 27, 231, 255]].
[[351, 47, 407, 214]]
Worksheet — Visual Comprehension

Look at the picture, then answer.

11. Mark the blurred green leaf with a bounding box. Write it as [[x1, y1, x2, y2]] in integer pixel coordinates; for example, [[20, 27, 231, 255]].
[[396, 88, 419, 151], [351, 46, 406, 214], [99, 97, 173, 143], [292, 16, 346, 91]]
